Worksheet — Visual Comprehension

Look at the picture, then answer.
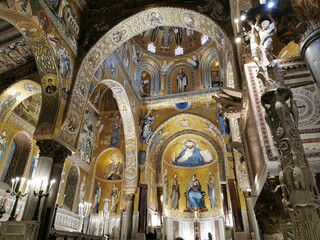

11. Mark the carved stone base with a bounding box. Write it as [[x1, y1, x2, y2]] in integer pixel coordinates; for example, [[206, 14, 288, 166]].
[[263, 233, 283, 240]]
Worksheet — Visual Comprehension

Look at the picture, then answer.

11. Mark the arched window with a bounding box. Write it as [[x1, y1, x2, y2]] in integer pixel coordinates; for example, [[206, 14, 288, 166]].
[[2, 132, 32, 184]]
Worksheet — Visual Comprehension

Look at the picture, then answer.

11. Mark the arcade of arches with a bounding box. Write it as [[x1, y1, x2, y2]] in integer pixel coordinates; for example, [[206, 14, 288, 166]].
[[0, 0, 320, 240]]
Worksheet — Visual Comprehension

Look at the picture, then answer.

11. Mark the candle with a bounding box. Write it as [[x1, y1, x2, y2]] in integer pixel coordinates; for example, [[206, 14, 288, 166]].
[[43, 180, 48, 192], [14, 177, 20, 192], [11, 179, 15, 191], [84, 203, 87, 215], [79, 203, 83, 215], [48, 179, 56, 192], [19, 178, 25, 192], [39, 179, 44, 192], [25, 180, 32, 194]]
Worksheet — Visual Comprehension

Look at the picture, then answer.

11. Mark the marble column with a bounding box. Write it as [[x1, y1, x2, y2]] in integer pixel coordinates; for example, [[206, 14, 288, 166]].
[[138, 184, 147, 233], [156, 186, 163, 226], [125, 193, 135, 239], [22, 140, 59, 220], [36, 140, 71, 240], [228, 179, 243, 232], [244, 193, 261, 240], [301, 29, 320, 88]]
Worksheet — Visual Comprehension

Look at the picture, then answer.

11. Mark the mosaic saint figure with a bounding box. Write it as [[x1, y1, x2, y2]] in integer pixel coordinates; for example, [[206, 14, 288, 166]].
[[186, 174, 206, 210], [110, 116, 121, 147], [0, 92, 21, 121], [95, 117, 104, 142], [161, 27, 174, 51], [103, 197, 110, 217], [93, 91, 100, 107], [163, 169, 169, 205], [79, 176, 86, 203], [28, 153, 39, 180], [172, 139, 206, 167], [103, 153, 123, 180], [140, 110, 157, 143], [137, 70, 151, 97], [0, 130, 7, 163], [170, 173, 180, 210], [149, 12, 162, 26], [57, 0, 67, 19], [109, 184, 120, 214], [45, 78, 57, 94], [207, 172, 217, 208], [188, 55, 199, 69], [176, 69, 188, 93], [93, 182, 101, 214], [217, 109, 230, 135], [80, 119, 93, 163], [57, 47, 72, 91]]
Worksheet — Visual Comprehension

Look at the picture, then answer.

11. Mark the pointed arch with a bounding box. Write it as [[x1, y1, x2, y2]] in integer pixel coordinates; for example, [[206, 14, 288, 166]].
[[0, 8, 62, 136], [201, 49, 221, 88], [146, 113, 228, 185], [166, 62, 195, 93], [136, 61, 160, 97], [81, 80, 138, 192], [1, 131, 33, 183], [61, 7, 237, 147], [0, 80, 41, 132]]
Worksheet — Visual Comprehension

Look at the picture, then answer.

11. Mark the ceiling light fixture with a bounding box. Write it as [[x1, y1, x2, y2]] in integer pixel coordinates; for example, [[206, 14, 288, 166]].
[[267, 1, 274, 8], [175, 46, 184, 56], [147, 42, 156, 53], [201, 35, 209, 45]]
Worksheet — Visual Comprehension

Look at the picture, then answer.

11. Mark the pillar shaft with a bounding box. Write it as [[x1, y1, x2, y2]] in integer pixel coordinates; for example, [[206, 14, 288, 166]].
[[22, 156, 53, 220], [138, 184, 147, 233], [34, 140, 70, 240], [301, 28, 320, 88], [126, 193, 135, 239], [156, 186, 163, 226]]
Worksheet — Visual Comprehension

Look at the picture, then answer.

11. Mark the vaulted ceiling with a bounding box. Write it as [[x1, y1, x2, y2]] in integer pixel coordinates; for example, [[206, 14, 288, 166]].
[[0, 19, 37, 91]]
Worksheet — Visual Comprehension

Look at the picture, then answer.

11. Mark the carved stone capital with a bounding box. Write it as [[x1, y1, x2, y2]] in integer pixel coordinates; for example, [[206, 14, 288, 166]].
[[292, 0, 320, 41], [125, 193, 135, 202], [36, 140, 71, 164]]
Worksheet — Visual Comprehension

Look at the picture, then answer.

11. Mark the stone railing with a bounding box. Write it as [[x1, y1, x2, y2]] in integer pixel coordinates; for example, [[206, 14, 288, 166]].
[[48, 229, 101, 240], [54, 208, 81, 232], [0, 221, 40, 240]]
